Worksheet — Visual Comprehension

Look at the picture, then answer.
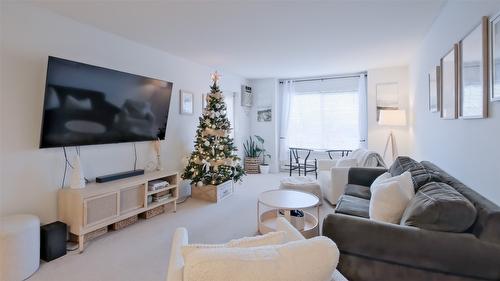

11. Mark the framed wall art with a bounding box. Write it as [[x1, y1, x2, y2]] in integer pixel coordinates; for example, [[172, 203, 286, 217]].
[[459, 16, 488, 118], [180, 90, 194, 115], [440, 44, 459, 119], [428, 65, 440, 112], [257, 106, 272, 122], [490, 12, 500, 101], [375, 82, 399, 121]]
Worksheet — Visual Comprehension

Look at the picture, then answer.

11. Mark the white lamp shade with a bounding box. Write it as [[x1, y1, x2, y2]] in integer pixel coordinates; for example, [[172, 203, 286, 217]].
[[379, 110, 407, 126]]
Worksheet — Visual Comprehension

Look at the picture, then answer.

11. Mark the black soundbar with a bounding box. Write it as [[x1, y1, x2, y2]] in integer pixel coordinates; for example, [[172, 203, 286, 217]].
[[96, 169, 145, 183]]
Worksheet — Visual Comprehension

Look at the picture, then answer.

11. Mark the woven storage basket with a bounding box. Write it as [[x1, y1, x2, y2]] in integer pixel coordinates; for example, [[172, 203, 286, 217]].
[[110, 215, 138, 231], [140, 205, 165, 219], [69, 226, 108, 244]]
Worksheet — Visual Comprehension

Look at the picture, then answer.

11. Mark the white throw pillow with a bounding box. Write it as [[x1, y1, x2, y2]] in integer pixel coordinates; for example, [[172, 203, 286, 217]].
[[370, 171, 414, 200], [369, 181, 411, 223], [182, 231, 286, 257], [182, 236, 339, 281], [369, 172, 415, 224], [226, 231, 286, 248], [371, 172, 391, 188], [336, 158, 358, 167]]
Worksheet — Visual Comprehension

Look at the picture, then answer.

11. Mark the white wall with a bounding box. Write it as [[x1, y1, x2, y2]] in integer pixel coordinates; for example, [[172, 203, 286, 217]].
[[0, 2, 249, 222], [367, 66, 410, 165], [410, 1, 500, 204], [0, 2, 4, 217], [248, 79, 279, 172], [232, 92, 251, 161]]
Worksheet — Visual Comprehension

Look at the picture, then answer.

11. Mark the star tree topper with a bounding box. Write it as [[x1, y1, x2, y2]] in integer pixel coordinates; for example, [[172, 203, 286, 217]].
[[211, 71, 221, 86]]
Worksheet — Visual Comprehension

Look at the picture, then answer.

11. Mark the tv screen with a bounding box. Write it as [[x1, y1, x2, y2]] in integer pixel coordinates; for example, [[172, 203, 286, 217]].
[[40, 56, 173, 148]]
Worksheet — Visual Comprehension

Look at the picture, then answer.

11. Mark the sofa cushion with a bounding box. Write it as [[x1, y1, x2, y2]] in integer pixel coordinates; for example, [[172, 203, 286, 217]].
[[389, 156, 440, 190], [344, 184, 371, 200], [347, 167, 388, 187], [421, 161, 500, 244], [182, 236, 339, 281], [401, 182, 477, 232], [335, 195, 370, 218]]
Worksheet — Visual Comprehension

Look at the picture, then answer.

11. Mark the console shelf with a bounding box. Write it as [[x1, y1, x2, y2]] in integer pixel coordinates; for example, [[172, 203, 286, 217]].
[[147, 184, 177, 196], [58, 170, 178, 252]]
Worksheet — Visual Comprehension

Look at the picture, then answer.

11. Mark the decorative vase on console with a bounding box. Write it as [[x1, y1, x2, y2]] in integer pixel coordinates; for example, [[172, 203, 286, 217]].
[[153, 139, 162, 171], [70, 155, 85, 189]]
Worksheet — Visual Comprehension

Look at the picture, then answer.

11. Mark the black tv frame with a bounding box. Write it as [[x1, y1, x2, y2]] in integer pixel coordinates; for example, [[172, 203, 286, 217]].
[[39, 56, 173, 148]]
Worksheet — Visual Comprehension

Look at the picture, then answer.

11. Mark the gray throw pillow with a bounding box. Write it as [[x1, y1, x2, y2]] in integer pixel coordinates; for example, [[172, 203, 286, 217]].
[[389, 156, 441, 190], [389, 156, 419, 176], [400, 182, 477, 232]]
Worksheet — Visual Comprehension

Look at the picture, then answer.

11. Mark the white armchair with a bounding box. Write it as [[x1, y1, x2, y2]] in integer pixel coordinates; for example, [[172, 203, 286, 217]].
[[166, 217, 347, 281], [318, 149, 385, 205], [318, 161, 350, 205]]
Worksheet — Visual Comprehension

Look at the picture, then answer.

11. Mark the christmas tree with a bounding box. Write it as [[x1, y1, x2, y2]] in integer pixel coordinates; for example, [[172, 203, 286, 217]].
[[181, 72, 245, 187]]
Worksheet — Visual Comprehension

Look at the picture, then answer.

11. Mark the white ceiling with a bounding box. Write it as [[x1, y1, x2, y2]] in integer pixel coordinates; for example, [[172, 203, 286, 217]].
[[33, 0, 445, 79]]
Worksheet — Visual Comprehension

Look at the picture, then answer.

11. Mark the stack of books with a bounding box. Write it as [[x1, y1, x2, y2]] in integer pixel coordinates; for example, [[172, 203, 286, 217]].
[[152, 191, 172, 203], [148, 180, 169, 192]]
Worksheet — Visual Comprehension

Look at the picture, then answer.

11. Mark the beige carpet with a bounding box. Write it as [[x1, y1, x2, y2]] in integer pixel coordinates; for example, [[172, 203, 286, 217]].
[[29, 173, 336, 281]]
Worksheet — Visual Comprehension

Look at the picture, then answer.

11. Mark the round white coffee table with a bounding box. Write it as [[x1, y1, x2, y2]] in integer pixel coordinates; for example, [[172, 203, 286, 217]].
[[258, 189, 319, 238]]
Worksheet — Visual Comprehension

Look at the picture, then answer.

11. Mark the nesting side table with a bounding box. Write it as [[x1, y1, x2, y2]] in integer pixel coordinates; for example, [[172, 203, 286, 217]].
[[257, 189, 320, 238]]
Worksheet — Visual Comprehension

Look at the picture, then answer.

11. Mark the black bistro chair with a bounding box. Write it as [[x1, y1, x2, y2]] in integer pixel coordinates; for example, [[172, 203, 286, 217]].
[[287, 148, 318, 179], [325, 149, 352, 160]]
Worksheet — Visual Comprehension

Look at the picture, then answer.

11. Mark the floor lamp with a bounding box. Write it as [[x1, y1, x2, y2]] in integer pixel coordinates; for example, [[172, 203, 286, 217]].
[[379, 110, 407, 162]]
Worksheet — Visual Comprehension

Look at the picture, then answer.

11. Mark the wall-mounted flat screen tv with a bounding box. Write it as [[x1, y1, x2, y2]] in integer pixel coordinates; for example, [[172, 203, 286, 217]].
[[40, 56, 173, 148]]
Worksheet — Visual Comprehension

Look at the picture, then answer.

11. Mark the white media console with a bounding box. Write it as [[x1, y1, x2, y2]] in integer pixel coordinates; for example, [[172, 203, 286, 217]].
[[58, 170, 178, 252]]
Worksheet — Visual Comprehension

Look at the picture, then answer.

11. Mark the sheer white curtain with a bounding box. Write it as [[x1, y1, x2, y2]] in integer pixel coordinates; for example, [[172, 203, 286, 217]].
[[286, 76, 365, 150], [358, 74, 368, 148], [279, 80, 294, 162]]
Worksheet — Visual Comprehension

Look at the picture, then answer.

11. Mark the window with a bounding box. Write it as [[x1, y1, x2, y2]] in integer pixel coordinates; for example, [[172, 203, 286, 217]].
[[286, 77, 364, 150]]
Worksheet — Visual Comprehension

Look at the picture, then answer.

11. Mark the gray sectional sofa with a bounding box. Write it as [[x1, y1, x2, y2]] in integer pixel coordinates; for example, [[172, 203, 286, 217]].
[[322, 157, 500, 281]]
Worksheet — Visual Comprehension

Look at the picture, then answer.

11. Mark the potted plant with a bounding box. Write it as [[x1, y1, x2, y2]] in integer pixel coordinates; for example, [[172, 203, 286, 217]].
[[254, 135, 271, 174], [243, 136, 262, 174]]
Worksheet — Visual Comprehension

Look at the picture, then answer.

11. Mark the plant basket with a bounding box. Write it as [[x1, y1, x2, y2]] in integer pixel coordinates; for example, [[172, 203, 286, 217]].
[[244, 157, 260, 174]]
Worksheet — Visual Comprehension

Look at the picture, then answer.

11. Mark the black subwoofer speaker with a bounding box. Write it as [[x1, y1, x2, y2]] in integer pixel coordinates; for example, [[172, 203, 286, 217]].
[[40, 221, 67, 262]]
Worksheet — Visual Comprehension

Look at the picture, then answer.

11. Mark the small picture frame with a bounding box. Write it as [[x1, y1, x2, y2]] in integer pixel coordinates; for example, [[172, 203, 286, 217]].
[[440, 45, 459, 119], [428, 66, 440, 112], [180, 90, 194, 115], [459, 17, 488, 119], [257, 107, 272, 122], [375, 82, 399, 121], [491, 12, 500, 101]]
